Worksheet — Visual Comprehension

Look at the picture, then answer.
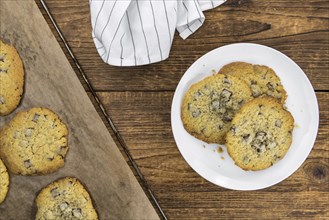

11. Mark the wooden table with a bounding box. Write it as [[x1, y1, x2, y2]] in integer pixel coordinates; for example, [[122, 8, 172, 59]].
[[35, 0, 328, 219]]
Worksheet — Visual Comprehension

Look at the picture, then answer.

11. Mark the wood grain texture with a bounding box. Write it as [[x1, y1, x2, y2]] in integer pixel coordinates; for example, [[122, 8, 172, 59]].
[[34, 0, 329, 219], [36, 0, 329, 91], [0, 1, 158, 219], [95, 91, 329, 219]]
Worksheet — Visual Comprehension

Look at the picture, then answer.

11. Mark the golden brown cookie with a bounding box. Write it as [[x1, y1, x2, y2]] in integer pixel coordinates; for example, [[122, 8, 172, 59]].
[[0, 158, 9, 204], [35, 177, 98, 220], [181, 74, 253, 144], [0, 39, 24, 116], [226, 97, 294, 171], [0, 107, 68, 175], [219, 62, 287, 104]]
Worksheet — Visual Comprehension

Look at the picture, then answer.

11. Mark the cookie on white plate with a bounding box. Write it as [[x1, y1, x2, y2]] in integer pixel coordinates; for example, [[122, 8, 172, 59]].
[[181, 74, 253, 144], [226, 97, 294, 170]]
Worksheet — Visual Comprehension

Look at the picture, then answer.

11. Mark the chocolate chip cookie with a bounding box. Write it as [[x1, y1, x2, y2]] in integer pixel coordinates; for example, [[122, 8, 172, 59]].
[[181, 74, 253, 144], [0, 107, 68, 175], [35, 177, 98, 220], [0, 158, 9, 204], [219, 62, 287, 104], [226, 97, 294, 171], [0, 39, 24, 116]]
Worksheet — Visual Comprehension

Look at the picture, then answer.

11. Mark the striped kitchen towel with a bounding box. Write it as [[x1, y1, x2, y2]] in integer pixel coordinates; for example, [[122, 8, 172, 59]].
[[90, 0, 226, 66]]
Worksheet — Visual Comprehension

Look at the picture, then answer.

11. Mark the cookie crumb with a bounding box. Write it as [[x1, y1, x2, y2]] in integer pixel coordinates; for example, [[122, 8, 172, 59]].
[[295, 123, 300, 128], [211, 69, 216, 75], [202, 144, 206, 148], [221, 156, 225, 160], [217, 147, 223, 153]]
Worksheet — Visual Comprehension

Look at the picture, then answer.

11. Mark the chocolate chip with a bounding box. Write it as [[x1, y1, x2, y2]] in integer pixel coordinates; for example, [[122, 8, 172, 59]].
[[223, 77, 231, 84], [250, 80, 257, 85], [210, 91, 219, 99], [238, 100, 244, 106], [25, 128, 34, 137], [252, 90, 261, 97], [32, 113, 40, 123], [0, 96, 5, 104], [51, 188, 60, 198], [210, 99, 220, 111], [230, 126, 236, 134], [51, 121, 56, 128], [256, 131, 266, 140], [24, 160, 32, 168], [0, 67, 8, 73], [59, 202, 69, 211], [258, 105, 264, 115], [220, 89, 232, 102], [72, 208, 82, 218], [242, 134, 251, 143], [251, 132, 268, 153], [0, 54, 4, 62], [251, 85, 261, 97], [192, 109, 201, 118], [275, 119, 282, 128], [267, 82, 275, 91], [194, 91, 202, 100], [187, 103, 191, 110], [223, 114, 233, 122]]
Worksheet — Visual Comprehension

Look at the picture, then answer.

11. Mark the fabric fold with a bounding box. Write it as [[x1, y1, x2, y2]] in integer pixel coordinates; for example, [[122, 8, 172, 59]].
[[90, 0, 226, 66]]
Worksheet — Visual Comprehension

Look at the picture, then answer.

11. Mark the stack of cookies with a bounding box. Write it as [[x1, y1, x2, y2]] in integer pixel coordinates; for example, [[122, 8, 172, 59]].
[[0, 39, 98, 219], [181, 62, 294, 171]]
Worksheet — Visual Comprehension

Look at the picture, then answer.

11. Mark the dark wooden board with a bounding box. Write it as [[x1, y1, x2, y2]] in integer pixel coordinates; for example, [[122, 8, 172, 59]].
[[34, 0, 329, 219], [37, 0, 329, 91], [95, 91, 329, 219], [0, 1, 158, 219]]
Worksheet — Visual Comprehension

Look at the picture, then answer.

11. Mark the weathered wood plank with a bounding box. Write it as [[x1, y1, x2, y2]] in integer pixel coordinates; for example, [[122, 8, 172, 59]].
[[34, 0, 329, 218], [94, 91, 328, 219], [36, 0, 329, 91]]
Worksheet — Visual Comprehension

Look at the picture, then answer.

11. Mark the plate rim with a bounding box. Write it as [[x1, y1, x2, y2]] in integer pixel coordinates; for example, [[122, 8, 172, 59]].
[[171, 42, 320, 190]]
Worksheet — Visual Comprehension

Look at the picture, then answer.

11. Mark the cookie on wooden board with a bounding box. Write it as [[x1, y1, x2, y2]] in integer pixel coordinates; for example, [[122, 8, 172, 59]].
[[35, 177, 98, 220], [181, 74, 253, 144], [219, 62, 287, 104], [0, 158, 9, 204], [226, 97, 294, 171], [0, 107, 68, 175], [0, 39, 24, 116]]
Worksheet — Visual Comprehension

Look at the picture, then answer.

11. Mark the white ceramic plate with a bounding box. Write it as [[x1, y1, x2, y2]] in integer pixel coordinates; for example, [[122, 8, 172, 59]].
[[171, 43, 319, 190]]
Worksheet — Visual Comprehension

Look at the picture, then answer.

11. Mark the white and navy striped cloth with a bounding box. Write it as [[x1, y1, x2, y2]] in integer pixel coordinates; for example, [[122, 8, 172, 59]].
[[90, 0, 226, 66]]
